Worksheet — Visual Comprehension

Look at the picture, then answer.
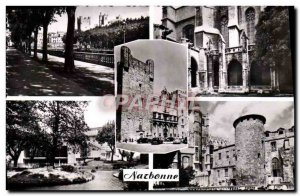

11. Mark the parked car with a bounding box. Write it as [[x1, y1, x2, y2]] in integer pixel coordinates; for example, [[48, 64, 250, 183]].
[[173, 138, 181, 144], [137, 137, 149, 144], [151, 137, 163, 145], [165, 137, 175, 142], [181, 137, 187, 144]]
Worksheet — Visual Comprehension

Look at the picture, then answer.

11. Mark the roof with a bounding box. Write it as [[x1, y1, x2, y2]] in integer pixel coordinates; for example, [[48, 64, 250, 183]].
[[233, 114, 266, 128], [85, 127, 102, 136], [180, 147, 195, 154]]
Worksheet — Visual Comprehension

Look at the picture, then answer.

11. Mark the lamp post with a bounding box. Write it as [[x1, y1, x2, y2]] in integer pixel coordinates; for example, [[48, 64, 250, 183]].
[[122, 20, 126, 43]]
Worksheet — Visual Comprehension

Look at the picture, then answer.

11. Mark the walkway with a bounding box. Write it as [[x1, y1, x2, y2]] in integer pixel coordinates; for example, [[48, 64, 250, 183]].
[[6, 49, 114, 96]]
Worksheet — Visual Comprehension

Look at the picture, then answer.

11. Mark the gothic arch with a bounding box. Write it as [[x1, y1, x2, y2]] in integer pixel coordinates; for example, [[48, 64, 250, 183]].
[[182, 24, 195, 43], [245, 7, 256, 44], [220, 16, 229, 47], [213, 60, 220, 87], [228, 59, 243, 86], [191, 57, 198, 87]]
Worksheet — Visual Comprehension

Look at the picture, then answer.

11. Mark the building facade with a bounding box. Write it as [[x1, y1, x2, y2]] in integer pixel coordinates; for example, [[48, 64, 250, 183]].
[[152, 88, 187, 139], [159, 6, 281, 95], [179, 109, 295, 190], [47, 31, 65, 49]]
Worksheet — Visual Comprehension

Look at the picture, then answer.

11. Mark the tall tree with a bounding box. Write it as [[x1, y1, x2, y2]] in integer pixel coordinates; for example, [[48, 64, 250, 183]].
[[39, 7, 65, 62], [96, 121, 116, 163], [6, 101, 40, 167], [6, 7, 43, 56], [37, 101, 89, 167], [255, 6, 294, 93], [64, 6, 77, 73]]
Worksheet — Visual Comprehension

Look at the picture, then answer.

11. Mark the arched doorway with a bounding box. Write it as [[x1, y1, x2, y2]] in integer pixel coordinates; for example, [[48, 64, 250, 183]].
[[228, 60, 242, 86], [213, 60, 219, 87], [272, 157, 283, 177], [182, 156, 190, 168], [191, 58, 198, 87]]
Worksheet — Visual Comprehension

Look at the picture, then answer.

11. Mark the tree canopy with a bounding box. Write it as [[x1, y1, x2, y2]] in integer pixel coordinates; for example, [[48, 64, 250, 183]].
[[255, 6, 294, 93], [6, 101, 89, 168], [96, 121, 115, 162], [6, 101, 41, 167]]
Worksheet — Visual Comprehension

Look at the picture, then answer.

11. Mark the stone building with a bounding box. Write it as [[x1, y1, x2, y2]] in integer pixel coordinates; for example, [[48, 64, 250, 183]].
[[264, 126, 295, 189], [179, 109, 294, 189], [158, 6, 283, 95], [47, 31, 65, 49], [77, 16, 92, 32], [151, 88, 187, 139], [116, 45, 154, 142]]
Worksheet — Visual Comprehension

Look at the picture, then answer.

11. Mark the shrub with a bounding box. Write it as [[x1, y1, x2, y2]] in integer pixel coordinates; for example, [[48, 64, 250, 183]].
[[61, 165, 75, 173], [19, 170, 31, 176]]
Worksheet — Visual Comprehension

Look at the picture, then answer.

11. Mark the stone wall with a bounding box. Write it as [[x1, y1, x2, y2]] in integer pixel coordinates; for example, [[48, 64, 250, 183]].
[[118, 46, 154, 141]]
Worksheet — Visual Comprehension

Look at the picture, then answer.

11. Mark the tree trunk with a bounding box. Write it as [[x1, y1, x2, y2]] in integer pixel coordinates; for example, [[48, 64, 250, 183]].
[[110, 147, 114, 163], [33, 27, 38, 59], [13, 157, 19, 168], [64, 6, 76, 73], [42, 22, 48, 62], [119, 150, 124, 161], [28, 36, 32, 56], [51, 102, 60, 168]]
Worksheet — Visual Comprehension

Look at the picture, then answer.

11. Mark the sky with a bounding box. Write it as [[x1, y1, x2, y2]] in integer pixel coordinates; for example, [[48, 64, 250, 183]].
[[198, 101, 294, 143], [152, 6, 162, 25], [48, 6, 149, 32], [84, 97, 116, 128], [114, 40, 188, 94]]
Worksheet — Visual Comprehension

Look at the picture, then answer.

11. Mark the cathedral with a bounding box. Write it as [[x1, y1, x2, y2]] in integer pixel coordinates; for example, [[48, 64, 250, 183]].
[[158, 6, 288, 95]]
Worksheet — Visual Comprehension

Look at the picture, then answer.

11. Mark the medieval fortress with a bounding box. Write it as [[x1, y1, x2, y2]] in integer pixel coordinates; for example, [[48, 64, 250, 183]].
[[184, 108, 295, 189]]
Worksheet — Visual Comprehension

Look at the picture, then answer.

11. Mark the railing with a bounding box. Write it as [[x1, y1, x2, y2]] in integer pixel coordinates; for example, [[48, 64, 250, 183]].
[[74, 52, 114, 68], [36, 49, 114, 68], [225, 46, 243, 54]]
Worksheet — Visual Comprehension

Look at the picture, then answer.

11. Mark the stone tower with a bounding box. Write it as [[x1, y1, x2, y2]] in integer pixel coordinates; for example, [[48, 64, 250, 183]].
[[116, 45, 154, 141], [234, 114, 266, 186]]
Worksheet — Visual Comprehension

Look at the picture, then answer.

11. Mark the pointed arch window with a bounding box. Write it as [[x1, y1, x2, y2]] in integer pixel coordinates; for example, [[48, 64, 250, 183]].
[[245, 7, 256, 44], [220, 16, 229, 47]]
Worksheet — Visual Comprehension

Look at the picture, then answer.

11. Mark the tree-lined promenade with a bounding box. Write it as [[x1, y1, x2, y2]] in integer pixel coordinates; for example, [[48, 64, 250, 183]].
[[7, 6, 77, 73], [6, 6, 149, 96]]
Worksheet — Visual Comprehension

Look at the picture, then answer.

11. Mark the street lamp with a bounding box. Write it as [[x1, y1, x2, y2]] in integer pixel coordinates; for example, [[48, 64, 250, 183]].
[[122, 20, 126, 43]]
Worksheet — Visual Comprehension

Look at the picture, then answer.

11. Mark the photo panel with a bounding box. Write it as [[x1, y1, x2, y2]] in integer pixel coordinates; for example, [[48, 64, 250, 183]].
[[6, 98, 148, 191], [152, 99, 295, 191], [6, 6, 149, 96], [153, 6, 294, 97], [115, 40, 189, 154]]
